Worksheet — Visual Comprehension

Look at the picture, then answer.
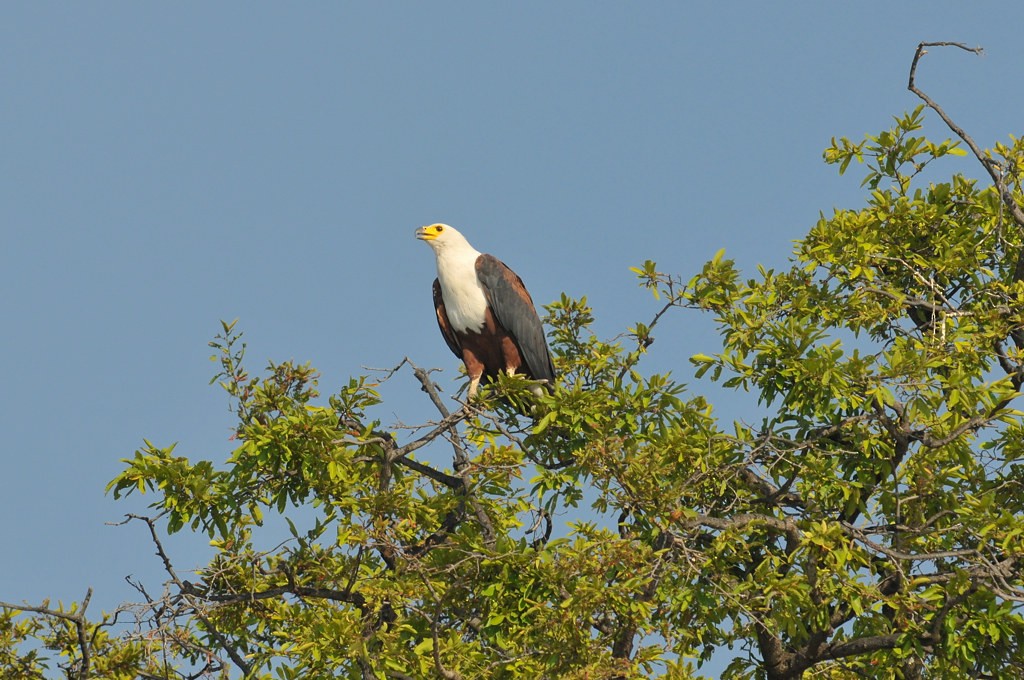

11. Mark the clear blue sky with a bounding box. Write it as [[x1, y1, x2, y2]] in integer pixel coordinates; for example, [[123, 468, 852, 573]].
[[3, 3, 1023, 675]]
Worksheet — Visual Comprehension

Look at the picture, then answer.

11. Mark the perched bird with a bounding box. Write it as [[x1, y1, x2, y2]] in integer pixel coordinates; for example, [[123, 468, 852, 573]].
[[416, 223, 555, 399]]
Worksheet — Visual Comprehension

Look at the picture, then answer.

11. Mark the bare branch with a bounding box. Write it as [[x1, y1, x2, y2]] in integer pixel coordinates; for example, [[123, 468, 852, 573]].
[[393, 455, 463, 488], [680, 512, 803, 546], [404, 358, 497, 547], [838, 522, 977, 562], [825, 633, 922, 662], [908, 42, 1024, 284], [407, 358, 454, 419], [126, 514, 253, 677], [908, 43, 987, 171], [736, 466, 805, 509], [387, 409, 470, 466]]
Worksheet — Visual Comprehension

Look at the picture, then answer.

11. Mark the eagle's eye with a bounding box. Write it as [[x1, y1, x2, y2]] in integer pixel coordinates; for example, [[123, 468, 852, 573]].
[[436, 225, 444, 232]]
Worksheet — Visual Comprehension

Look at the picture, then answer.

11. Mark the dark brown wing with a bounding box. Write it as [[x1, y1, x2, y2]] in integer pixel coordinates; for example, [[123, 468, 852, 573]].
[[475, 254, 556, 385], [433, 278, 463, 359]]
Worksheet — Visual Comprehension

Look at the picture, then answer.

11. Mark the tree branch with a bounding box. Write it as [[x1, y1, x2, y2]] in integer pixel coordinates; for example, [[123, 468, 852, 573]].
[[825, 633, 920, 662], [908, 42, 1024, 289], [126, 514, 253, 677], [838, 521, 976, 562], [680, 512, 803, 546], [0, 589, 93, 680], [346, 360, 498, 550], [406, 358, 497, 548], [908, 43, 993, 198]]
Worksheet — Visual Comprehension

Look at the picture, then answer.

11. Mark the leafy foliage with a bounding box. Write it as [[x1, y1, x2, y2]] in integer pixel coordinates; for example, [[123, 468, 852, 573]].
[[5, 108, 1024, 679]]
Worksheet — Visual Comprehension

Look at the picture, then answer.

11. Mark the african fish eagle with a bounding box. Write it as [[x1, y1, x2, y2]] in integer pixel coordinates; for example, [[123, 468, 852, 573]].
[[416, 223, 555, 399]]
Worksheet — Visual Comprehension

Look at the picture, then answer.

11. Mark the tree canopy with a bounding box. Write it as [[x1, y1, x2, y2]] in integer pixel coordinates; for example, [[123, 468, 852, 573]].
[[4, 44, 1024, 679]]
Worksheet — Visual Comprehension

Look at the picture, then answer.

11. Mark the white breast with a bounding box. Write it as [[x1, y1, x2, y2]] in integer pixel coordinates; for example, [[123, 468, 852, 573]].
[[438, 253, 489, 333]]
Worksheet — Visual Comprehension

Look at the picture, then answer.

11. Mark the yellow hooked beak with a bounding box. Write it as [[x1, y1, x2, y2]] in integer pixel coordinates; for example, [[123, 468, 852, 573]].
[[415, 224, 446, 241]]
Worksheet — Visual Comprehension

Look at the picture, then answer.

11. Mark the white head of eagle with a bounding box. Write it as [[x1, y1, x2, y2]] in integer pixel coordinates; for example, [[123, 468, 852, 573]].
[[416, 223, 555, 398]]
